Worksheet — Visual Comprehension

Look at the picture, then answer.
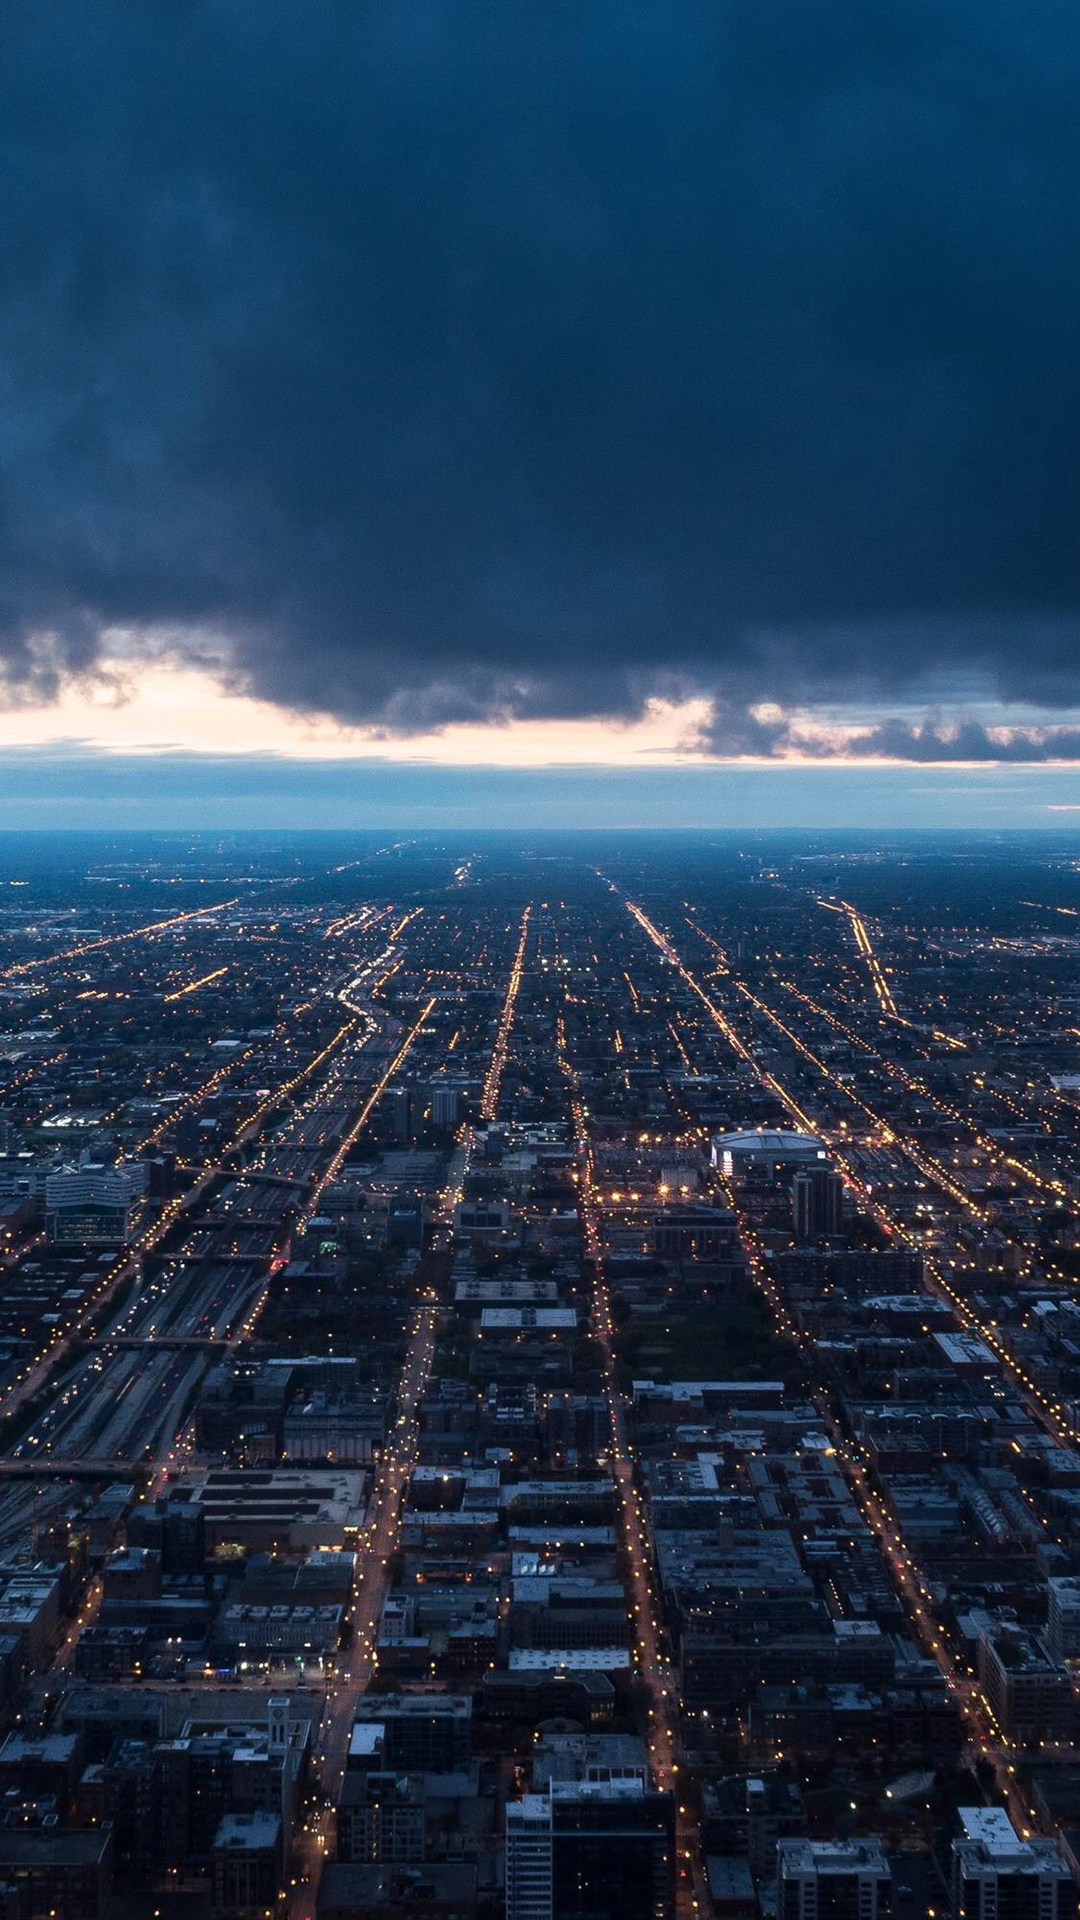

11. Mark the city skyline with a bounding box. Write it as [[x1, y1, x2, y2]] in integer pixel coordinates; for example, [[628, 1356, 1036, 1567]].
[[6, 4, 1080, 1895], [0, 832, 1077, 1914]]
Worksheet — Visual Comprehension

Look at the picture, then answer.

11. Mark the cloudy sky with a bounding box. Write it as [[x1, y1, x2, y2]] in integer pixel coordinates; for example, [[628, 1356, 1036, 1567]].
[[2, 0, 1080, 825]]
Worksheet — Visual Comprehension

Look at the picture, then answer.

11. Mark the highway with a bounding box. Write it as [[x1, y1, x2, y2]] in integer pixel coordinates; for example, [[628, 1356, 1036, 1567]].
[[0, 1009, 374, 1429], [2, 896, 242, 976], [6, 902, 545, 1913], [0, 990, 432, 1558]]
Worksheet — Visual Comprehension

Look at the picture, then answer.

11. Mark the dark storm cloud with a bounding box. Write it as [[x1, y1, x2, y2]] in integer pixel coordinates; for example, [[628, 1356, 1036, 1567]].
[[834, 720, 1080, 763], [3, 0, 1080, 740], [705, 715, 1080, 762]]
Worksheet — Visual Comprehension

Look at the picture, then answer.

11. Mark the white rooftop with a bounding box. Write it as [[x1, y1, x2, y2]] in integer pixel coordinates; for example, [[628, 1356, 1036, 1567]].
[[959, 1807, 1023, 1848], [712, 1128, 823, 1154]]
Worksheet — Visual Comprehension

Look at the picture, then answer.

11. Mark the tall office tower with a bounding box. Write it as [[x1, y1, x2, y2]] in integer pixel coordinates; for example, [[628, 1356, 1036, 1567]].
[[952, 1809, 1076, 1920], [507, 1795, 554, 1920], [431, 1083, 459, 1128], [791, 1167, 844, 1241], [777, 1838, 892, 1920], [506, 1779, 675, 1920]]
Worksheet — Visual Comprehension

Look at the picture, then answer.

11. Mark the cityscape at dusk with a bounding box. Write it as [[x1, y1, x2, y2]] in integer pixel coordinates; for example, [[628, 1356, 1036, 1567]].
[[4, 1, 1080, 1917], [0, 834, 1071, 1918]]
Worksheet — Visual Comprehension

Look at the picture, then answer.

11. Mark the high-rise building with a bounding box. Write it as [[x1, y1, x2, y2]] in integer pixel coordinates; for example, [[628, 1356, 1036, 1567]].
[[431, 1083, 459, 1129], [791, 1168, 844, 1241], [1046, 1577, 1080, 1661], [506, 1795, 555, 1920], [506, 1778, 675, 1920], [952, 1808, 1076, 1920], [776, 1838, 892, 1920]]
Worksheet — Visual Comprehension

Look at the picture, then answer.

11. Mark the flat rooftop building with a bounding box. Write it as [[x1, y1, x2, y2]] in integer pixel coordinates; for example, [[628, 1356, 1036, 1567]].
[[777, 1838, 892, 1920], [507, 1778, 675, 1920], [953, 1808, 1076, 1920], [350, 1694, 472, 1774], [178, 1466, 368, 1551]]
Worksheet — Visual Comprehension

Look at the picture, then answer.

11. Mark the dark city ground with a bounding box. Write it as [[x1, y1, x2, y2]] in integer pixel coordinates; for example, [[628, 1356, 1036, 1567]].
[[0, 830, 1078, 1919]]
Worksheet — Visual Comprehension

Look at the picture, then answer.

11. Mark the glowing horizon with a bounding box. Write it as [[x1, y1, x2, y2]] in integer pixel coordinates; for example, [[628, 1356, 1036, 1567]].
[[1, 657, 1080, 776]]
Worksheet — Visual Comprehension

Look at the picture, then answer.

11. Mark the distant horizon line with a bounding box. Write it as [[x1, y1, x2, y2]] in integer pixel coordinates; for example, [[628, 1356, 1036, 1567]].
[[0, 824, 1076, 838]]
